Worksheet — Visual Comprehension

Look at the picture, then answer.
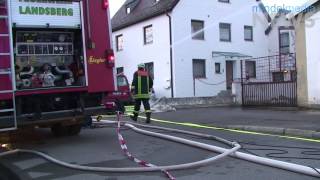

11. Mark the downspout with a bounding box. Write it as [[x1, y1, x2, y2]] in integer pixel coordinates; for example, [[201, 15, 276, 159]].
[[166, 12, 174, 98]]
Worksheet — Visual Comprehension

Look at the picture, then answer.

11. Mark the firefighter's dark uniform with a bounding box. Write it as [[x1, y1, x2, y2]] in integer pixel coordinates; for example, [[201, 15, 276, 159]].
[[130, 65, 153, 123]]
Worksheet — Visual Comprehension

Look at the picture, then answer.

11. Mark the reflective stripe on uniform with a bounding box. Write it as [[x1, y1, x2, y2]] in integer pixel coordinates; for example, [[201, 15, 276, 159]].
[[138, 76, 142, 95], [133, 94, 150, 99]]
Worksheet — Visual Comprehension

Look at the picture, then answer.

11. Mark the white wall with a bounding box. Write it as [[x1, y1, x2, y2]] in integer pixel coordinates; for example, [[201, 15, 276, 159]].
[[305, 11, 320, 105], [113, 15, 171, 98], [171, 0, 269, 97]]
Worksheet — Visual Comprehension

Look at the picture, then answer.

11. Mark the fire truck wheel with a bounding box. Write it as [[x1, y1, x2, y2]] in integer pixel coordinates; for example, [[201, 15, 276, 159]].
[[51, 124, 68, 137], [67, 124, 82, 136]]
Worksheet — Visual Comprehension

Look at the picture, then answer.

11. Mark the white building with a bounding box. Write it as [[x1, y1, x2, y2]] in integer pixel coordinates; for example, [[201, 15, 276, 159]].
[[112, 0, 292, 98], [294, 0, 320, 107]]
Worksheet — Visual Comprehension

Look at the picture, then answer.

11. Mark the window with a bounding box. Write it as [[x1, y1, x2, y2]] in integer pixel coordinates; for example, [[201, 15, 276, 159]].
[[244, 25, 253, 41], [143, 25, 153, 45], [272, 72, 284, 82], [126, 7, 131, 14], [245, 61, 256, 78], [219, 23, 231, 42], [191, 20, 205, 40], [145, 62, 154, 79], [116, 67, 124, 74], [215, 63, 221, 74], [280, 32, 290, 54], [116, 34, 123, 51], [193, 59, 206, 78], [290, 70, 297, 81], [218, 0, 230, 3], [117, 76, 128, 87]]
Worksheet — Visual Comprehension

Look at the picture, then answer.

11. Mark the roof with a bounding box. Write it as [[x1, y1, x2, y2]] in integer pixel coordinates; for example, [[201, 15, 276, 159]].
[[112, 0, 271, 32], [112, 0, 180, 32], [288, 0, 319, 18], [265, 9, 291, 35], [212, 51, 251, 58]]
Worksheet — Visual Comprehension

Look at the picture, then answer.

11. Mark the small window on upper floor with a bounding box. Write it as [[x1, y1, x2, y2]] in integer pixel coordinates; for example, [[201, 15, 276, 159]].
[[219, 23, 231, 42], [244, 25, 253, 41], [143, 25, 153, 45], [218, 0, 230, 3], [126, 7, 131, 14], [280, 32, 290, 54], [116, 34, 123, 51], [191, 20, 205, 40]]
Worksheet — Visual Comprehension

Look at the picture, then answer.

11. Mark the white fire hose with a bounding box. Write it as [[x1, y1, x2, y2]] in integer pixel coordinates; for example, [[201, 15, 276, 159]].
[[0, 117, 319, 178], [0, 119, 240, 174]]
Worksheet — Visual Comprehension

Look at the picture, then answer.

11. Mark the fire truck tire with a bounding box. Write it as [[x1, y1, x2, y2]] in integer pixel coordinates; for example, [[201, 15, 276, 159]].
[[67, 124, 82, 136], [51, 124, 68, 137]]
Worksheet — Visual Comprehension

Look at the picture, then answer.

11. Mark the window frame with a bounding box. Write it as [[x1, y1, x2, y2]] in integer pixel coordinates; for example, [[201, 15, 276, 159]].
[[191, 19, 205, 40], [144, 62, 154, 80], [244, 25, 253, 41], [193, 59, 206, 79], [218, 0, 230, 3], [143, 25, 153, 45], [116, 34, 123, 51], [272, 72, 285, 82], [219, 23, 231, 42], [245, 61, 256, 78], [215, 62, 221, 74], [279, 32, 290, 54], [116, 67, 124, 74]]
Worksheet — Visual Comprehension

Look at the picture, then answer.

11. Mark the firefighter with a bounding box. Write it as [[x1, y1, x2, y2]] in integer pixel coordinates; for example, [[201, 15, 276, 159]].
[[130, 63, 153, 123]]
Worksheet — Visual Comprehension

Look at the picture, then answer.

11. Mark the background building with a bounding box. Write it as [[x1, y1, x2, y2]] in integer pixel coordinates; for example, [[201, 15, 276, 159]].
[[112, 0, 294, 99]]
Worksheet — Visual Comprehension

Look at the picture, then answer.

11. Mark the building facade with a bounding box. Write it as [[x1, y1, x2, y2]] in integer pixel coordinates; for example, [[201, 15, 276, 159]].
[[294, 0, 320, 107], [112, 0, 292, 98]]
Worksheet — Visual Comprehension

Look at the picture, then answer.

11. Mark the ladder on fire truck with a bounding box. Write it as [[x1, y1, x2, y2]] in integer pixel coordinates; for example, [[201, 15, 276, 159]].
[[0, 0, 17, 131]]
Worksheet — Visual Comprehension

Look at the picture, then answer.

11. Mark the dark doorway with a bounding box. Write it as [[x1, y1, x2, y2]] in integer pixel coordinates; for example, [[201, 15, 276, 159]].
[[226, 61, 234, 90]]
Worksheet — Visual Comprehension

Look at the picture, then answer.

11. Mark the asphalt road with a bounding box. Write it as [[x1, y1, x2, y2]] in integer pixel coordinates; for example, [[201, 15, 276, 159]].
[[0, 108, 319, 180]]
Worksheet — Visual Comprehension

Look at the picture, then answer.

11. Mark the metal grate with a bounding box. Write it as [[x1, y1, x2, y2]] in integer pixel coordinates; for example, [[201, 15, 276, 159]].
[[241, 54, 297, 107]]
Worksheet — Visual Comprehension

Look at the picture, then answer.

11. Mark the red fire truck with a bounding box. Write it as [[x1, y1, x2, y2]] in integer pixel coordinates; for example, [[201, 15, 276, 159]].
[[0, 0, 130, 136]]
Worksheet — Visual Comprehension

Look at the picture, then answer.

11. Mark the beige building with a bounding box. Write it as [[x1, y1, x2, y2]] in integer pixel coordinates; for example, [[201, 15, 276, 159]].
[[294, 0, 320, 108]]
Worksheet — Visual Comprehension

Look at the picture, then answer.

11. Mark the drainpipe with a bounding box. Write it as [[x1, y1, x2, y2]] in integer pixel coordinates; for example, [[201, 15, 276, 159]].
[[166, 12, 174, 98]]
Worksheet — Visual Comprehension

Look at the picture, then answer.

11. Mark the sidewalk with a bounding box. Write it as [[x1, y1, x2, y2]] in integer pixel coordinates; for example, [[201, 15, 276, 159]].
[[151, 106, 320, 139]]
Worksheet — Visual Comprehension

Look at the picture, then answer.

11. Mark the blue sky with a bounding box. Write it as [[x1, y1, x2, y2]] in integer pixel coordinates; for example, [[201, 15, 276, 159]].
[[109, 0, 309, 17]]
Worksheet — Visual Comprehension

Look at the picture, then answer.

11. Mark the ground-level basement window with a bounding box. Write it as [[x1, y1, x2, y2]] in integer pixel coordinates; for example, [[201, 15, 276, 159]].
[[117, 67, 124, 74], [272, 72, 284, 82], [145, 62, 154, 79], [193, 59, 206, 78], [215, 62, 221, 74], [245, 61, 256, 78]]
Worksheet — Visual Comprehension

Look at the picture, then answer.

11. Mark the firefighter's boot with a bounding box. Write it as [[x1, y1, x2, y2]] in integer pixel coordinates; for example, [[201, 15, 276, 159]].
[[130, 112, 138, 122], [146, 112, 151, 124]]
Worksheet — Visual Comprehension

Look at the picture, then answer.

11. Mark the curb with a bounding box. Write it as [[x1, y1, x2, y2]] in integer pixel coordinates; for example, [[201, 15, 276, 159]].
[[226, 125, 320, 140]]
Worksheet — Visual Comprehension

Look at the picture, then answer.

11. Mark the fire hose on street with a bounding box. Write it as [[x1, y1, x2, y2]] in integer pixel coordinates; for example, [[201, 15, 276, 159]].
[[0, 112, 240, 179], [0, 112, 320, 179]]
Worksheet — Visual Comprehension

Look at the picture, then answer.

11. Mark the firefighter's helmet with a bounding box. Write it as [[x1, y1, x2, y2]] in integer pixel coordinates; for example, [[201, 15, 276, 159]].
[[137, 63, 145, 68]]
